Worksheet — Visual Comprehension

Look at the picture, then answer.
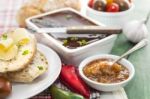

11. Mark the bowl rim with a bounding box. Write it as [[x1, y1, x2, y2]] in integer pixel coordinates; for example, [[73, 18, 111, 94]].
[[86, 3, 135, 17], [79, 54, 135, 86]]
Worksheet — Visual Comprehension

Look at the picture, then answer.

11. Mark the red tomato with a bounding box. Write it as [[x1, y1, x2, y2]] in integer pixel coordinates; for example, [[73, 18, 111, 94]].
[[88, 0, 94, 8], [106, 3, 120, 12]]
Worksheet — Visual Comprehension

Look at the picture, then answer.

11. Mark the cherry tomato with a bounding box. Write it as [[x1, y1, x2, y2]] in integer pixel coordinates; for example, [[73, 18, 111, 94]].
[[106, 3, 120, 12], [88, 0, 94, 8]]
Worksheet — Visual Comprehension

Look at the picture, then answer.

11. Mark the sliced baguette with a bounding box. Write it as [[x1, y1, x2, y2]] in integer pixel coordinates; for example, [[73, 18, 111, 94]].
[[7, 50, 48, 83], [0, 34, 36, 73]]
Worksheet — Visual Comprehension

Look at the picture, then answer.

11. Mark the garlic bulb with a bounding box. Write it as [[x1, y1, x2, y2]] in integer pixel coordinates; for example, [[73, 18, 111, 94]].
[[123, 20, 149, 43]]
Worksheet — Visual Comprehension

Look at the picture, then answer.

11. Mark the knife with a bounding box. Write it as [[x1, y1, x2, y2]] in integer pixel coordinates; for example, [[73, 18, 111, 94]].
[[36, 26, 122, 34]]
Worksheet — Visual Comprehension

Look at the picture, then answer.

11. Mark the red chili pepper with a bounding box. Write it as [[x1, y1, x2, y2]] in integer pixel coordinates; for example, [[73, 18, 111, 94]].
[[88, 0, 94, 8], [60, 65, 90, 98]]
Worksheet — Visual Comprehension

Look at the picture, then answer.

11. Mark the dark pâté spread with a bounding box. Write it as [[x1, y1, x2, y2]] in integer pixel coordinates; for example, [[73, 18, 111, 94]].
[[31, 10, 109, 48]]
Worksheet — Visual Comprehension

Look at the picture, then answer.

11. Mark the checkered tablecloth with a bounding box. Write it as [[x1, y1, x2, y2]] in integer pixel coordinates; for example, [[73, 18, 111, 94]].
[[0, 0, 52, 98], [0, 0, 23, 33]]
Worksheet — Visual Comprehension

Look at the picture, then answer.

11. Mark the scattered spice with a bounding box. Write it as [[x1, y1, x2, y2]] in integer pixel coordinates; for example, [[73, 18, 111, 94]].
[[59, 34, 109, 49], [22, 50, 29, 55], [77, 40, 87, 46], [38, 66, 43, 70], [63, 39, 68, 46], [70, 37, 78, 41], [61, 37, 90, 48], [1, 34, 7, 40]]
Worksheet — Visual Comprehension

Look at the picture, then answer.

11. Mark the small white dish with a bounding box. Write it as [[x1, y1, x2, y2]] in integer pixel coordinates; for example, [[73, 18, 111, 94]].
[[79, 54, 135, 92], [86, 3, 135, 27], [7, 44, 61, 99]]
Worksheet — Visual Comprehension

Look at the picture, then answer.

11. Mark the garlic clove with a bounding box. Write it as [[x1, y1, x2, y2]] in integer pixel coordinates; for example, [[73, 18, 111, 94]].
[[123, 20, 149, 43]]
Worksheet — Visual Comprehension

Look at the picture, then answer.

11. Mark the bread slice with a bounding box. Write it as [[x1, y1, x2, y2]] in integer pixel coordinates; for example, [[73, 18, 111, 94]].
[[0, 34, 36, 73], [7, 50, 48, 83]]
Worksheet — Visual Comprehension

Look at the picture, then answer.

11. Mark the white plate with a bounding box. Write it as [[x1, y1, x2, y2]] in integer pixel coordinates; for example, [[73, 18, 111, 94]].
[[101, 88, 128, 99], [7, 44, 61, 99]]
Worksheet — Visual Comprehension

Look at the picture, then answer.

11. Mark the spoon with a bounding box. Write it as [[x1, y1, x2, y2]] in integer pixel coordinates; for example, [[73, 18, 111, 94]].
[[109, 39, 148, 66], [144, 10, 150, 24]]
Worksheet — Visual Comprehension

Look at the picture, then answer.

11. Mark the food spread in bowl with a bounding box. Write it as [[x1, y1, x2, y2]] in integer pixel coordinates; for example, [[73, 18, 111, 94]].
[[88, 0, 131, 12], [83, 59, 129, 83], [58, 35, 108, 48]]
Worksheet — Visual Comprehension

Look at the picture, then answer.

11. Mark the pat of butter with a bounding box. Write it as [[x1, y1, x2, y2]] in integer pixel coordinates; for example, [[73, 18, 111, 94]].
[[0, 38, 13, 51], [18, 38, 30, 46], [0, 44, 18, 60], [10, 28, 30, 45]]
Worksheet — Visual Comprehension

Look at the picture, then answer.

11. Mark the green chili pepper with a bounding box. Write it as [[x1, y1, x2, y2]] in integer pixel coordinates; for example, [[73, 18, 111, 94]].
[[50, 85, 84, 99]]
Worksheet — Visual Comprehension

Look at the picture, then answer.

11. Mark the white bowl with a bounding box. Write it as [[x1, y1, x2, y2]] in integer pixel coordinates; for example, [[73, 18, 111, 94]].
[[79, 54, 135, 92], [26, 8, 117, 66], [86, 3, 135, 27]]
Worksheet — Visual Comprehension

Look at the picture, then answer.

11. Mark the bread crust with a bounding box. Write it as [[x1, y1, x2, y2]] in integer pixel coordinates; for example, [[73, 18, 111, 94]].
[[16, 0, 81, 27]]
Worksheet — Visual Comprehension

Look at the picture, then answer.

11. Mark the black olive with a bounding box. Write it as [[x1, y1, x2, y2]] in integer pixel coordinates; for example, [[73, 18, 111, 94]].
[[93, 0, 107, 11], [114, 0, 130, 11]]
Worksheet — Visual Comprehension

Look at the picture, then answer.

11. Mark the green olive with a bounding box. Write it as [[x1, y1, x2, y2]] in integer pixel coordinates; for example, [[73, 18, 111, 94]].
[[0, 76, 12, 98]]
